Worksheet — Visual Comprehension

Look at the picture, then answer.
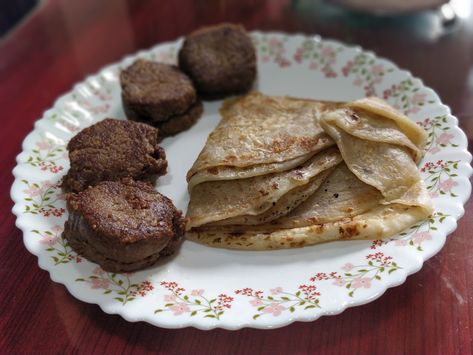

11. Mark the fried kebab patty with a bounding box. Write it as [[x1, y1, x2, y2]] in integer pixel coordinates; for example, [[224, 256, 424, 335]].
[[63, 118, 167, 192], [63, 178, 185, 272], [178, 23, 257, 98], [121, 59, 203, 138]]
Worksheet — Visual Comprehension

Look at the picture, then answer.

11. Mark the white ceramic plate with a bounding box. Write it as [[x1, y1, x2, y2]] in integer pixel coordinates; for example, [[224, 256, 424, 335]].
[[11, 32, 472, 330]]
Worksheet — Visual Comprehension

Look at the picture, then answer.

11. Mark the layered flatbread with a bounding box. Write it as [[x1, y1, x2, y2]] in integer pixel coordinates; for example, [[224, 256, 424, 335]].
[[187, 93, 337, 189], [187, 204, 430, 250], [187, 147, 342, 228], [185, 94, 434, 250], [320, 105, 432, 212]]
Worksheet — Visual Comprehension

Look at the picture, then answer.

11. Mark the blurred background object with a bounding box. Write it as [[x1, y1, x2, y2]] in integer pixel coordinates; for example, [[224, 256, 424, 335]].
[[0, 0, 39, 37], [327, 0, 448, 14], [1, 0, 471, 40]]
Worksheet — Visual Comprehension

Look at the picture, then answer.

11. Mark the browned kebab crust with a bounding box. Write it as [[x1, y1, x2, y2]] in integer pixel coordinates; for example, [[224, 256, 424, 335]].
[[62, 118, 167, 192], [63, 178, 185, 272], [121, 59, 197, 122], [156, 100, 203, 140], [178, 23, 257, 98]]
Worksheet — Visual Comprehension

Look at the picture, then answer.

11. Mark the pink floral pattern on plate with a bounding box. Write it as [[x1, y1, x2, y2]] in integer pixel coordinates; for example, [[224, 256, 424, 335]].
[[21, 179, 65, 217], [155, 281, 234, 319], [395, 214, 438, 251], [25, 140, 65, 174], [341, 53, 394, 96], [382, 79, 435, 115], [371, 211, 450, 251], [396, 212, 450, 250], [76, 268, 154, 305], [10, 33, 471, 330], [254, 35, 291, 67], [293, 39, 342, 77], [235, 284, 321, 320], [418, 115, 459, 154], [31, 226, 82, 265], [311, 252, 401, 297], [421, 160, 460, 198]]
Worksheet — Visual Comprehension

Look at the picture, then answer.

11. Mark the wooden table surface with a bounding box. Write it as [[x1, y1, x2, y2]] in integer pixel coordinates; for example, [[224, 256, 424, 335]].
[[1, 0, 472, 353]]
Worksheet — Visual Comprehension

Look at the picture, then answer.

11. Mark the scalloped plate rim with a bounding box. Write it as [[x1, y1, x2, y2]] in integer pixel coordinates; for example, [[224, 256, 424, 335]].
[[10, 31, 473, 330]]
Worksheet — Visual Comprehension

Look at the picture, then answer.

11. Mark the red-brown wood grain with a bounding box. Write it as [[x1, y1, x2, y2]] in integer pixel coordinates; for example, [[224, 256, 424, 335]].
[[1, 0, 472, 353]]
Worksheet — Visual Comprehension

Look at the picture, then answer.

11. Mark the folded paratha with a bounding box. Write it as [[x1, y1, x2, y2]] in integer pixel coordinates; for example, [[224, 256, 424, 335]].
[[187, 93, 337, 190], [187, 147, 342, 228], [320, 102, 431, 211], [185, 94, 433, 250], [187, 204, 430, 250]]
